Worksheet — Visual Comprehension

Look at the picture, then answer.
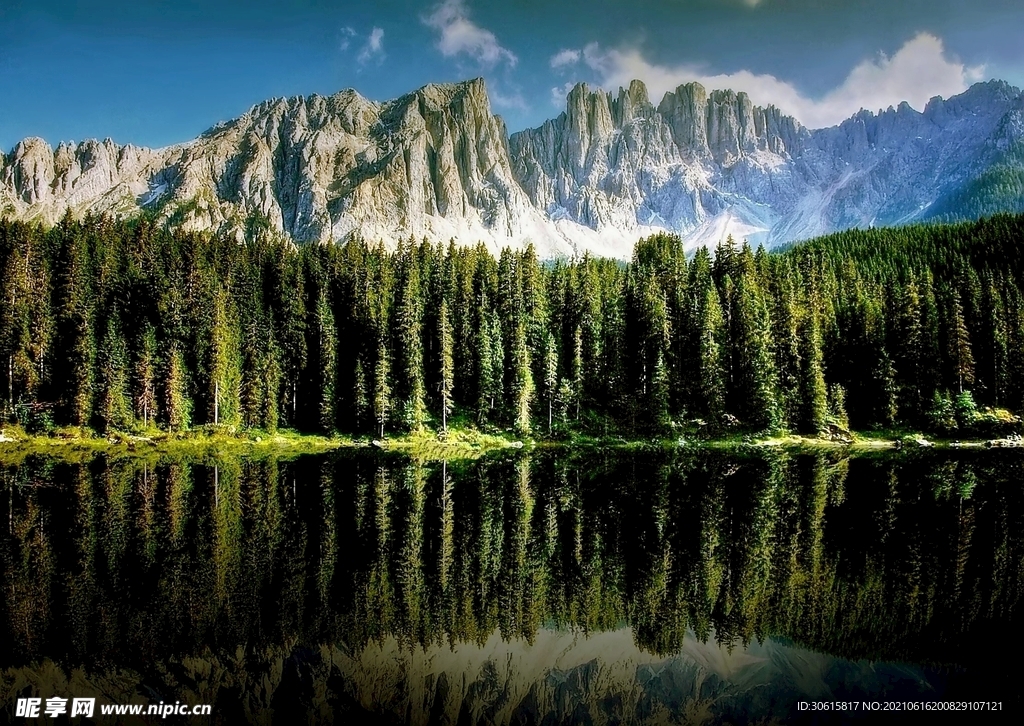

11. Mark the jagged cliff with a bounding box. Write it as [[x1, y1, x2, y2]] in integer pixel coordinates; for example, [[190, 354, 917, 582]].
[[510, 78, 1024, 251], [2, 77, 1023, 257], [509, 80, 808, 250], [0, 79, 570, 256]]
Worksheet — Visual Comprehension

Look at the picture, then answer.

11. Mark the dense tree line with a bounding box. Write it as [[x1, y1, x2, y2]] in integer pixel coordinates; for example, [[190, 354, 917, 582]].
[[3, 212, 1024, 437]]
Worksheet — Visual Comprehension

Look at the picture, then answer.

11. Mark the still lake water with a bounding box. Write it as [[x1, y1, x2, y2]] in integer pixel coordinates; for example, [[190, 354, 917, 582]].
[[0, 447, 1019, 724]]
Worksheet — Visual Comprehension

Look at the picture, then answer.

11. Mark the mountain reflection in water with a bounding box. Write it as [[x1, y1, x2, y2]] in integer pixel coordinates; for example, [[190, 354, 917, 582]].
[[0, 449, 1018, 724]]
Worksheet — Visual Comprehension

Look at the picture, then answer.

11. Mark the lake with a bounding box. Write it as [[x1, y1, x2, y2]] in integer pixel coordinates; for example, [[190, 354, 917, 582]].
[[0, 447, 1018, 724]]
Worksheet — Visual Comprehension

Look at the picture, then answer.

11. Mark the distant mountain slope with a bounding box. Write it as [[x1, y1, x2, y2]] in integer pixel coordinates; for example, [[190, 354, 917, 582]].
[[924, 142, 1024, 221], [2, 77, 1023, 257]]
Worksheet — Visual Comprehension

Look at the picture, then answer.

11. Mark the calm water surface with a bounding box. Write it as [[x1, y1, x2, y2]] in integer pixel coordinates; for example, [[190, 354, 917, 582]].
[[0, 448, 1019, 724]]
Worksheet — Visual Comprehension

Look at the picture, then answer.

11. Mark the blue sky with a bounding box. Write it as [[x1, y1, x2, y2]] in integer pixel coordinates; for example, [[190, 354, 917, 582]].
[[2, 0, 1022, 151]]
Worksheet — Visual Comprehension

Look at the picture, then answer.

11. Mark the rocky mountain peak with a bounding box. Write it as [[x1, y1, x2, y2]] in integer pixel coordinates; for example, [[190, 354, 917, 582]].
[[613, 79, 653, 124], [657, 82, 711, 157], [1, 77, 1022, 258], [414, 76, 489, 104]]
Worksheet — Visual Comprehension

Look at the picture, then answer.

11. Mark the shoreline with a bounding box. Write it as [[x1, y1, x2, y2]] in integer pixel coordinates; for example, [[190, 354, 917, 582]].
[[1, 425, 1021, 462]]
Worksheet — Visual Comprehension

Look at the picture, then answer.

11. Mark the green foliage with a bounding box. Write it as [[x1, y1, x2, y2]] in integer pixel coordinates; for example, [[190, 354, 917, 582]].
[[927, 390, 958, 434], [314, 282, 337, 432], [953, 389, 979, 429], [3, 213, 1024, 439], [438, 299, 454, 432], [799, 306, 828, 434], [163, 344, 191, 431], [925, 389, 996, 436], [133, 324, 158, 427], [373, 338, 391, 439], [394, 248, 426, 430], [827, 384, 849, 432], [96, 315, 132, 433]]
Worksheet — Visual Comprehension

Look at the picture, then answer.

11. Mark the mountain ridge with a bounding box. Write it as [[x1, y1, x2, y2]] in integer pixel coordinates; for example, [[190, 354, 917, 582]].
[[2, 77, 1022, 258]]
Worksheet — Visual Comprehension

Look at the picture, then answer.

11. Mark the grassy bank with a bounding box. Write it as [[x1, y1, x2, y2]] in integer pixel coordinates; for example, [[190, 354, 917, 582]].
[[1, 421, 1021, 464], [0, 423, 524, 463], [0, 424, 348, 464]]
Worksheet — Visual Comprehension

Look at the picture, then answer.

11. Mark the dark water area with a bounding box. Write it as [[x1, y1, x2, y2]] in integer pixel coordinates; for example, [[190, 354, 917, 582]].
[[0, 448, 1019, 724]]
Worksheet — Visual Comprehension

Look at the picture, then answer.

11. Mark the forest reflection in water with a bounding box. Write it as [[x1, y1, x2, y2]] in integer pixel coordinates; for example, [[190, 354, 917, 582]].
[[0, 448, 1019, 724]]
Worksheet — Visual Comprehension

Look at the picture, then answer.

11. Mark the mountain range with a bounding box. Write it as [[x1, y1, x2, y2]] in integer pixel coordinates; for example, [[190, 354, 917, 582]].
[[2, 76, 1023, 258]]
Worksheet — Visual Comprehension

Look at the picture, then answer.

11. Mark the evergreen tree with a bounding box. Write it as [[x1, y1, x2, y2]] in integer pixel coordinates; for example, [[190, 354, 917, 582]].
[[0, 221, 45, 414], [162, 343, 190, 431], [625, 268, 671, 427], [480, 309, 504, 423], [946, 287, 975, 394], [314, 283, 337, 432], [373, 338, 391, 439], [96, 314, 131, 433], [395, 251, 426, 430], [205, 287, 240, 425], [695, 285, 726, 424], [893, 278, 925, 420], [569, 325, 583, 421], [729, 257, 781, 431], [979, 279, 1009, 405], [770, 266, 802, 426], [543, 331, 559, 433], [52, 215, 96, 426], [798, 303, 828, 434], [270, 245, 307, 426], [438, 299, 454, 433], [133, 324, 157, 429], [509, 321, 533, 435], [919, 272, 943, 403], [353, 359, 369, 432]]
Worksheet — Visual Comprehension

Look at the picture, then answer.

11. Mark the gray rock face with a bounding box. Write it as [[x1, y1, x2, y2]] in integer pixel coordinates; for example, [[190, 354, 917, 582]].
[[509, 80, 811, 251], [1, 136, 163, 218], [2, 77, 1022, 257], [792, 81, 1023, 235], [0, 79, 569, 255], [510, 78, 1024, 252]]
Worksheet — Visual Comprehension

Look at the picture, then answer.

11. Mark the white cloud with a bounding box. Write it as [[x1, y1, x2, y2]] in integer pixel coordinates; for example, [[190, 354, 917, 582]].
[[550, 49, 581, 69], [339, 26, 357, 51], [423, 0, 517, 68], [550, 81, 576, 107], [572, 33, 985, 128], [357, 27, 386, 66], [490, 85, 529, 112]]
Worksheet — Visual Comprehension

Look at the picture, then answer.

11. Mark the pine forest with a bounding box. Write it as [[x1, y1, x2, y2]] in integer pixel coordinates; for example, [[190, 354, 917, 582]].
[[3, 212, 1024, 440]]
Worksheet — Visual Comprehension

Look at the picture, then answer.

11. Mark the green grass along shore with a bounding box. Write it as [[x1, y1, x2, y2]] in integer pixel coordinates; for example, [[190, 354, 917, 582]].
[[1, 420, 1018, 465]]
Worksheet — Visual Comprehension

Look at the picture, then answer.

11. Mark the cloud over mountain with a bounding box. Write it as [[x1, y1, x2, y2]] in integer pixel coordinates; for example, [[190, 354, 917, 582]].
[[357, 27, 386, 66], [555, 33, 985, 129], [423, 0, 517, 68]]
